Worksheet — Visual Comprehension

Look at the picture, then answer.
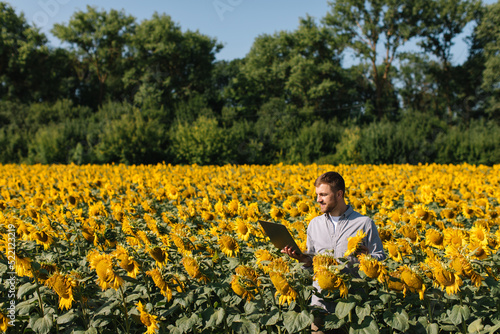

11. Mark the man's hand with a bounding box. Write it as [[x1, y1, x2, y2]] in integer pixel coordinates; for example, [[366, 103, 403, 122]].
[[281, 246, 312, 267]]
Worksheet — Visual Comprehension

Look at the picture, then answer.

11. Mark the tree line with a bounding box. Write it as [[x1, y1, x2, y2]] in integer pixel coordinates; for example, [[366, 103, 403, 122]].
[[0, 0, 499, 165]]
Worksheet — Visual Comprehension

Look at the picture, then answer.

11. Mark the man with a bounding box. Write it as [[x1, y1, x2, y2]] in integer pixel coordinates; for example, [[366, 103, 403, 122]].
[[282, 171, 386, 334]]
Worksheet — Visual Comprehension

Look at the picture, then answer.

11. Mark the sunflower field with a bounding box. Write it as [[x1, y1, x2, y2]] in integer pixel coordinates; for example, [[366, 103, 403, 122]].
[[1, 163, 500, 334]]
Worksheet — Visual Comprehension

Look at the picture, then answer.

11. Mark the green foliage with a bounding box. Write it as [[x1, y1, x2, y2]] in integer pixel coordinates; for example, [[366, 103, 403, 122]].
[[170, 116, 235, 165], [95, 109, 167, 165], [435, 119, 500, 165], [284, 120, 343, 164], [357, 112, 446, 164], [475, 1, 500, 118]]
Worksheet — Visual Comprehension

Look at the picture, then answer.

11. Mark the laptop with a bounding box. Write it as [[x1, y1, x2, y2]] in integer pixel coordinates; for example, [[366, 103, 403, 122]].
[[258, 220, 303, 255]]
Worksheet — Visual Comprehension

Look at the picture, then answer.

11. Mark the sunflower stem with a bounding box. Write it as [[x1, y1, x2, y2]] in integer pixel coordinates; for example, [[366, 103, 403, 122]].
[[32, 264, 45, 317], [119, 285, 131, 334]]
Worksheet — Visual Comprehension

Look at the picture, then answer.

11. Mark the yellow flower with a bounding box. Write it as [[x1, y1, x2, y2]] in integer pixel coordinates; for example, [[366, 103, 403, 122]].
[[231, 265, 260, 301], [312, 252, 339, 274], [218, 235, 239, 257], [344, 230, 367, 257], [31, 230, 54, 250], [443, 228, 467, 248], [269, 271, 298, 305], [147, 269, 172, 301], [267, 257, 289, 274], [45, 273, 75, 310], [469, 224, 489, 247], [430, 260, 462, 295], [88, 252, 124, 290], [425, 229, 444, 249], [15, 254, 32, 278], [235, 219, 251, 241], [182, 256, 208, 282], [0, 311, 10, 332], [112, 246, 140, 278], [358, 254, 388, 283], [136, 301, 160, 334], [270, 207, 285, 220], [314, 268, 348, 298], [400, 266, 426, 300], [148, 247, 168, 269], [468, 242, 490, 260]]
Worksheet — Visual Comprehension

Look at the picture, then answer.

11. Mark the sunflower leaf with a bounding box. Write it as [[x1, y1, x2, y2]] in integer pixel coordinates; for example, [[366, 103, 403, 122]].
[[447, 305, 470, 326], [260, 307, 279, 326], [383, 309, 409, 332], [335, 297, 356, 319], [17, 282, 37, 299], [283, 310, 313, 333]]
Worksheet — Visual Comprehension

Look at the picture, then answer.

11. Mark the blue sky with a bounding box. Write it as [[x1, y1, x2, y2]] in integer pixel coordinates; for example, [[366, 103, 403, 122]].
[[8, 0, 488, 65]]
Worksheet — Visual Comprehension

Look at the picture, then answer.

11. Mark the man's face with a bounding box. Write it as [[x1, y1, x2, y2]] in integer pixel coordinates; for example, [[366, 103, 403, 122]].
[[315, 183, 340, 214]]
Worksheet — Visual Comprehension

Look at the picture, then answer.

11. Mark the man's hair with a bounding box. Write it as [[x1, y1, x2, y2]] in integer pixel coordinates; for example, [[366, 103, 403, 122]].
[[314, 171, 346, 196]]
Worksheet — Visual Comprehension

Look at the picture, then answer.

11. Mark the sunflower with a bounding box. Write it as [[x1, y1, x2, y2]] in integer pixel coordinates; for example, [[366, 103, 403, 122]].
[[235, 219, 251, 241], [269, 271, 298, 305], [425, 229, 444, 249], [314, 268, 348, 298], [429, 260, 462, 295], [468, 242, 490, 260], [147, 268, 172, 301], [31, 230, 54, 250], [267, 257, 289, 274], [0, 312, 10, 332], [469, 224, 489, 247], [15, 254, 32, 277], [443, 228, 468, 248], [254, 249, 275, 271], [45, 273, 75, 310], [413, 204, 436, 223], [358, 254, 388, 283], [297, 201, 310, 215], [384, 241, 403, 262], [398, 225, 420, 244], [344, 230, 367, 257], [171, 234, 194, 255], [230, 265, 260, 301], [312, 252, 339, 274], [88, 253, 124, 291], [113, 246, 140, 278], [136, 301, 160, 334], [182, 256, 208, 282], [148, 247, 168, 268], [449, 254, 483, 287], [270, 207, 285, 220], [400, 266, 426, 300], [218, 235, 239, 257]]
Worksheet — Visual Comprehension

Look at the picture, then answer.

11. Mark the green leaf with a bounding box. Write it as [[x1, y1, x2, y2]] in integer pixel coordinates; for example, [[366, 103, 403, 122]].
[[176, 314, 200, 333], [355, 304, 371, 323], [17, 282, 37, 298], [283, 310, 313, 333], [260, 307, 279, 326], [468, 318, 483, 333], [207, 308, 225, 328], [349, 316, 379, 334], [427, 323, 439, 334], [56, 309, 78, 325], [447, 305, 470, 326], [231, 318, 260, 334], [336, 298, 356, 319], [325, 313, 346, 330], [383, 309, 409, 332], [30, 314, 53, 334]]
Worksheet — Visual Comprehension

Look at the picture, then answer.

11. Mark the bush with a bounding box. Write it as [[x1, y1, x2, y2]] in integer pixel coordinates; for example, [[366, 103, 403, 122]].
[[435, 119, 500, 165], [94, 109, 168, 165]]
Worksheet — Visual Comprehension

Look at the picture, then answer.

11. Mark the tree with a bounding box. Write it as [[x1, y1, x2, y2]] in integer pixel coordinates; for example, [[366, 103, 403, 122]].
[[231, 16, 356, 120], [417, 0, 480, 118], [0, 2, 52, 102], [125, 13, 222, 115], [323, 0, 421, 119], [52, 6, 136, 106], [474, 1, 500, 119]]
